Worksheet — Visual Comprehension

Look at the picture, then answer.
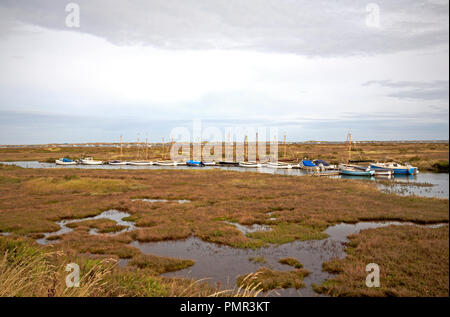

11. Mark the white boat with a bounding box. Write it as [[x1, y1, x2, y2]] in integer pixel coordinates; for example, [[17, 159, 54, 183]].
[[154, 161, 179, 166], [239, 161, 262, 168], [55, 158, 77, 165], [265, 162, 293, 169], [128, 161, 153, 166], [108, 160, 128, 166], [80, 157, 103, 165], [202, 161, 216, 166]]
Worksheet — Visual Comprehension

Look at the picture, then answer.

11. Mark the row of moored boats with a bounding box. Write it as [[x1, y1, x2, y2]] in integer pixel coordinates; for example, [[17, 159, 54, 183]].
[[55, 157, 418, 175]]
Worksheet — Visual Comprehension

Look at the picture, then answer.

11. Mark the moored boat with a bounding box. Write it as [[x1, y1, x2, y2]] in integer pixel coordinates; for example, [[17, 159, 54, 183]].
[[55, 158, 77, 165], [347, 164, 393, 177], [238, 161, 262, 168], [107, 160, 128, 165], [340, 167, 375, 177], [154, 161, 178, 166], [299, 160, 319, 170], [80, 157, 103, 165], [370, 162, 418, 175], [218, 161, 239, 166], [128, 161, 153, 166], [202, 161, 216, 166], [186, 160, 205, 167], [266, 162, 294, 169]]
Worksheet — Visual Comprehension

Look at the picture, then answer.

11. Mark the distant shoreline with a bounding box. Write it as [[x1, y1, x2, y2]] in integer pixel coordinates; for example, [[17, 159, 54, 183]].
[[1, 140, 449, 148]]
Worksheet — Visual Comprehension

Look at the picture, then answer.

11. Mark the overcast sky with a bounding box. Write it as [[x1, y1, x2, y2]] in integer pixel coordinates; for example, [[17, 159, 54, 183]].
[[0, 0, 448, 144]]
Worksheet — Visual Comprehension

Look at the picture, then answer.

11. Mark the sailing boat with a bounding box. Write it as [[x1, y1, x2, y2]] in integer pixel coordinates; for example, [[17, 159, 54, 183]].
[[108, 136, 128, 165], [128, 136, 153, 166], [339, 131, 374, 177]]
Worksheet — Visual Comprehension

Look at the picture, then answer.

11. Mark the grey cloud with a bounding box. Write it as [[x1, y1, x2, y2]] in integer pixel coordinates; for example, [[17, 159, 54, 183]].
[[0, 0, 448, 56], [362, 80, 449, 100]]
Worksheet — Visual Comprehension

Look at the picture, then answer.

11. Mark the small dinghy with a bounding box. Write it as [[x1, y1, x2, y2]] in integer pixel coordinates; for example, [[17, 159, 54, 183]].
[[340, 165, 375, 177], [266, 162, 293, 169], [80, 157, 103, 165], [154, 161, 177, 166], [344, 164, 393, 177], [107, 160, 128, 165], [55, 158, 77, 165], [186, 160, 205, 167], [128, 161, 153, 166], [238, 161, 262, 168], [202, 161, 216, 166]]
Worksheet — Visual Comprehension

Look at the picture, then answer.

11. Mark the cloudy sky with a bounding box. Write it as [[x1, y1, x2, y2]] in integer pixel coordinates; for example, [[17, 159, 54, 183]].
[[0, 0, 448, 144]]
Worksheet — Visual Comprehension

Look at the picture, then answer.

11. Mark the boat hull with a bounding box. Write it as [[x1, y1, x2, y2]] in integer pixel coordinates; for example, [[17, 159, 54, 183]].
[[370, 164, 417, 175], [239, 162, 262, 168], [186, 160, 204, 167], [55, 160, 77, 165], [341, 169, 375, 177], [266, 162, 293, 169], [80, 160, 103, 165], [108, 162, 128, 165], [128, 161, 153, 166]]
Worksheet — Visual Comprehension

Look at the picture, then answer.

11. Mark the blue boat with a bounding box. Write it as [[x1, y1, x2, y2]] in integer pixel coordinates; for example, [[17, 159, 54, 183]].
[[370, 163, 417, 175], [301, 160, 317, 167], [340, 168, 375, 177], [341, 165, 375, 177], [186, 160, 205, 167], [313, 159, 330, 166]]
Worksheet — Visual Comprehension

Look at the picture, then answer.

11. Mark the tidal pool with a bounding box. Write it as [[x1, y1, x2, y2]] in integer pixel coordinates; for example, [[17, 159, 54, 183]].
[[36, 209, 134, 244], [130, 221, 447, 297]]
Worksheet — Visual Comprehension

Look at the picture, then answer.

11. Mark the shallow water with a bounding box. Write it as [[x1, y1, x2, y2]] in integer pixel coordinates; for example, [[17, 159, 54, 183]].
[[2, 161, 448, 199], [132, 199, 191, 204], [36, 209, 134, 244], [130, 221, 447, 297]]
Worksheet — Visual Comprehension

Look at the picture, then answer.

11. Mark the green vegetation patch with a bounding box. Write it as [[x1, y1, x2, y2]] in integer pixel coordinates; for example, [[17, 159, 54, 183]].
[[278, 257, 303, 268], [129, 253, 194, 274], [237, 267, 310, 291]]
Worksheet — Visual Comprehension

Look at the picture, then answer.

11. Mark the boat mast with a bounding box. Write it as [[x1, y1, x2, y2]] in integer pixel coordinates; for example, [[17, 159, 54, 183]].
[[283, 132, 287, 159], [120, 135, 123, 160], [137, 137, 140, 160], [256, 131, 259, 163], [346, 130, 352, 164], [145, 137, 148, 160]]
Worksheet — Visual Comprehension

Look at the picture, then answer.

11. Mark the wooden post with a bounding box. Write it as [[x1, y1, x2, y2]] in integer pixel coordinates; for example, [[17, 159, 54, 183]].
[[283, 133, 287, 159]]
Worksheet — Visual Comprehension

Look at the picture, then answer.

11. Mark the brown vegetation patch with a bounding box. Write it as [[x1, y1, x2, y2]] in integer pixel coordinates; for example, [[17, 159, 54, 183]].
[[237, 267, 310, 291], [314, 225, 449, 297]]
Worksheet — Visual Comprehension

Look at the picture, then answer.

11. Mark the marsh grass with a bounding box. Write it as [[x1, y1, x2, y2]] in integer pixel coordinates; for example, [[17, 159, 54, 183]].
[[0, 236, 261, 297], [314, 225, 449, 297], [278, 257, 303, 268], [129, 253, 195, 274], [236, 267, 310, 291], [23, 177, 144, 195]]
